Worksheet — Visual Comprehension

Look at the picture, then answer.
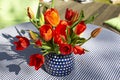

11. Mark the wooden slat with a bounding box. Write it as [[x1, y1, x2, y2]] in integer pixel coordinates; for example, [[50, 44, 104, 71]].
[[82, 2, 108, 19], [54, 0, 120, 34], [94, 4, 119, 26], [87, 3, 109, 21]]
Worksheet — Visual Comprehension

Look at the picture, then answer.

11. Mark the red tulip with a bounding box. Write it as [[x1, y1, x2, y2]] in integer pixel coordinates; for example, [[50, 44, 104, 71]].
[[73, 46, 85, 55], [29, 54, 44, 70], [44, 8, 60, 26], [14, 36, 30, 50], [74, 21, 86, 35], [60, 43, 73, 55], [65, 8, 74, 21], [35, 39, 42, 47], [39, 24, 52, 41], [53, 20, 68, 44], [65, 8, 79, 26], [53, 30, 64, 45]]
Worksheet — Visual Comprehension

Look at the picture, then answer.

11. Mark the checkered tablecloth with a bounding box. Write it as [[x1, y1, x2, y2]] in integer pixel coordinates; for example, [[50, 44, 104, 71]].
[[0, 22, 119, 80]]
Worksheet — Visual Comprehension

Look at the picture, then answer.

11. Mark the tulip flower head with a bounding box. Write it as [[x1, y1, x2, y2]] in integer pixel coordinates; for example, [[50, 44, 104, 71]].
[[44, 8, 60, 26], [14, 36, 30, 50], [29, 54, 44, 70]]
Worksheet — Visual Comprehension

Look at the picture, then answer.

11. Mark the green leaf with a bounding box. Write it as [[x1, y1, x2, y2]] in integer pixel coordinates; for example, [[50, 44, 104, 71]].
[[30, 19, 39, 28], [70, 31, 78, 45], [51, 0, 55, 8], [60, 35, 66, 43], [39, 12, 45, 26], [71, 38, 78, 45], [71, 10, 85, 29], [66, 27, 71, 44], [85, 14, 98, 24], [42, 3, 50, 13], [54, 46, 59, 54], [53, 43, 59, 54], [71, 32, 78, 40], [84, 49, 89, 52], [68, 37, 71, 44], [46, 42, 52, 47], [41, 49, 47, 53], [41, 45, 51, 50], [76, 37, 86, 44], [79, 10, 85, 20], [36, 2, 41, 19]]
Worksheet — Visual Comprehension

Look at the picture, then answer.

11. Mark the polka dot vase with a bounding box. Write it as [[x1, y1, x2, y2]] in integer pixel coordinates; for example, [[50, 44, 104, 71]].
[[44, 53, 75, 77]]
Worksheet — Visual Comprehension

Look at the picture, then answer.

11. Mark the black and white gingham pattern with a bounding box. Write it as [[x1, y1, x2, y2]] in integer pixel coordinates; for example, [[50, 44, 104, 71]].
[[0, 23, 119, 80]]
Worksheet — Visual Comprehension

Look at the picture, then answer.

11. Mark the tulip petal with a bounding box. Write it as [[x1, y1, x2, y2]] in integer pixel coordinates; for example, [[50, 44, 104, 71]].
[[73, 46, 84, 55], [44, 8, 60, 26], [14, 36, 30, 50], [39, 24, 52, 41], [29, 54, 44, 70], [74, 21, 86, 35]]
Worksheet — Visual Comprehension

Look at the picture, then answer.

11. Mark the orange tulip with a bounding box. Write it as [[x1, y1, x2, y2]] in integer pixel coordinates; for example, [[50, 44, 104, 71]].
[[39, 24, 52, 41], [44, 8, 60, 26]]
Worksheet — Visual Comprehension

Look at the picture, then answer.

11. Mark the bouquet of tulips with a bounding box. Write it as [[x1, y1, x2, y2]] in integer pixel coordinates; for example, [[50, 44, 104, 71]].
[[14, 0, 101, 70]]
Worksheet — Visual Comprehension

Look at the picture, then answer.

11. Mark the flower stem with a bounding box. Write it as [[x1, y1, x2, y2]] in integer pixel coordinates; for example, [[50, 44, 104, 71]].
[[51, 0, 54, 8], [43, 52, 49, 56], [80, 36, 92, 46], [30, 19, 39, 28], [36, 2, 41, 19], [71, 10, 84, 29]]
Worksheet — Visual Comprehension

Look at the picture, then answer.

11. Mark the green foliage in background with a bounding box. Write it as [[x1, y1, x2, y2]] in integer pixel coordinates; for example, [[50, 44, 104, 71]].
[[0, 0, 38, 29]]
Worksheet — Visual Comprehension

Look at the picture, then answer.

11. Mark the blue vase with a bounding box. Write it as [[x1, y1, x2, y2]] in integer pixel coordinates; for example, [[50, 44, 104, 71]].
[[44, 53, 75, 77]]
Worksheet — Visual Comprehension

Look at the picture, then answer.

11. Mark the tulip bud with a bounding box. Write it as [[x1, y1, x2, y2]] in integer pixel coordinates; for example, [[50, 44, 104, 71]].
[[29, 30, 38, 41], [27, 7, 34, 19], [91, 28, 102, 38], [39, 12, 45, 26]]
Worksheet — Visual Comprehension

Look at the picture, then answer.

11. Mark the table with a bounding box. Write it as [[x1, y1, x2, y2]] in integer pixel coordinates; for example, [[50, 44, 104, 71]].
[[0, 22, 119, 80], [55, 0, 120, 34]]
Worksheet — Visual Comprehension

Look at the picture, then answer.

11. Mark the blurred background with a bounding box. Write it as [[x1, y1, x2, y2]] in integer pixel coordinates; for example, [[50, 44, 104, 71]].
[[0, 0, 38, 29], [0, 0, 113, 29]]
